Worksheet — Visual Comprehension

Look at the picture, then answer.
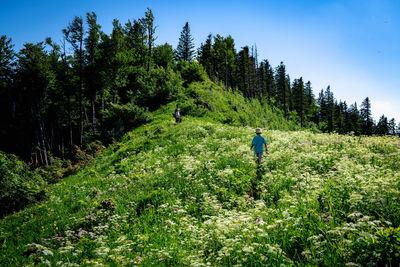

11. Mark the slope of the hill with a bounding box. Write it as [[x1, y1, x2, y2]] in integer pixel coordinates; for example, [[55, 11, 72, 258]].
[[176, 81, 304, 131], [1, 110, 399, 266]]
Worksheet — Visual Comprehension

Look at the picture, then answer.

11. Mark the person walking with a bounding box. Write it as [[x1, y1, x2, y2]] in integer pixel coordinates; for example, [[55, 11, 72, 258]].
[[173, 108, 181, 123], [250, 128, 268, 164]]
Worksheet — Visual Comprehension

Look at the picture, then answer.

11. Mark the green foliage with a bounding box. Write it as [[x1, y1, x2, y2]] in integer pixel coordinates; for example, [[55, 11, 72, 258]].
[[175, 22, 195, 62], [102, 103, 152, 141], [184, 81, 300, 130], [152, 43, 175, 69], [0, 151, 46, 218], [1, 114, 399, 265], [134, 67, 185, 110], [176, 60, 207, 87]]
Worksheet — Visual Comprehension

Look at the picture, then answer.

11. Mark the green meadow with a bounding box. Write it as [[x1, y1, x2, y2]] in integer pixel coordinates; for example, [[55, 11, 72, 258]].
[[1, 84, 400, 266]]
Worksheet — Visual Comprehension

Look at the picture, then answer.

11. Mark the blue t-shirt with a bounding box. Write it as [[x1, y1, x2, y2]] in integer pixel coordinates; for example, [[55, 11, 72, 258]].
[[252, 135, 267, 153]]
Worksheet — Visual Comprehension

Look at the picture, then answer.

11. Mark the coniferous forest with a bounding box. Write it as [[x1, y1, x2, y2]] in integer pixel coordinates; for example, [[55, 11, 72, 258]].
[[1, 9, 398, 168]]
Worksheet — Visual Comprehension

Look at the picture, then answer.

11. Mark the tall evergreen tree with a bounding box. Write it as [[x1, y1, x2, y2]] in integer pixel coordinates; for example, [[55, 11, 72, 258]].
[[85, 11, 101, 135], [397, 122, 400, 136], [335, 101, 345, 134], [198, 34, 215, 80], [258, 59, 275, 102], [176, 22, 195, 62], [0, 36, 16, 154], [360, 97, 373, 135], [63, 16, 85, 146], [140, 8, 156, 71], [237, 46, 252, 97], [376, 115, 389, 135], [213, 35, 236, 90], [15, 42, 50, 165], [388, 118, 396, 135], [292, 77, 306, 126], [348, 102, 361, 135], [275, 62, 289, 119], [325, 86, 335, 132]]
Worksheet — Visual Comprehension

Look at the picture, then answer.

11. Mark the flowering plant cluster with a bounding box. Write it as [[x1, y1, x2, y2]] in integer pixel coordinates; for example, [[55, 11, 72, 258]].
[[1, 112, 399, 266]]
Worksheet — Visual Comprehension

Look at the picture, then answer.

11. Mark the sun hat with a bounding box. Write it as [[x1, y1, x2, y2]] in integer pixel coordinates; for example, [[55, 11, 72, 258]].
[[255, 128, 262, 134]]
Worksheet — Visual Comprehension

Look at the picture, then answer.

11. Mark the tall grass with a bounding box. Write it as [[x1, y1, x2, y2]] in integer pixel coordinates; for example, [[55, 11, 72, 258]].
[[1, 111, 399, 265]]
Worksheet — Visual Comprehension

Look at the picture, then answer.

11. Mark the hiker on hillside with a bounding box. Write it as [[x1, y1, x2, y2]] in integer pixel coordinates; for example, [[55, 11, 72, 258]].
[[250, 128, 268, 164], [173, 108, 181, 123]]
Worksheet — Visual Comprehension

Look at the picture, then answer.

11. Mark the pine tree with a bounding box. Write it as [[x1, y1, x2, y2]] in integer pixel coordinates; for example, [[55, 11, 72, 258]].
[[140, 8, 156, 71], [15, 42, 50, 165], [376, 115, 389, 135], [292, 77, 306, 126], [388, 118, 396, 135], [212, 35, 236, 90], [176, 22, 195, 62], [325, 86, 335, 132], [237, 46, 252, 97], [397, 122, 400, 136], [349, 102, 361, 135], [275, 62, 289, 119], [198, 34, 215, 80], [360, 97, 373, 135], [258, 59, 275, 102], [63, 16, 85, 146], [335, 101, 345, 133], [0, 35, 16, 155], [85, 12, 101, 135]]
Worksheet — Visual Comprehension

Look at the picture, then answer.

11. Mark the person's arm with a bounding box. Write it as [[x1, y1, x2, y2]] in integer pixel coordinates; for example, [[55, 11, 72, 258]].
[[264, 138, 268, 153], [250, 144, 254, 151]]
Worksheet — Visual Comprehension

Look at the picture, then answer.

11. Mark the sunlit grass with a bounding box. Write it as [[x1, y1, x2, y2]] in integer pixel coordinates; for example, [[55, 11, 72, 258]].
[[1, 112, 399, 266]]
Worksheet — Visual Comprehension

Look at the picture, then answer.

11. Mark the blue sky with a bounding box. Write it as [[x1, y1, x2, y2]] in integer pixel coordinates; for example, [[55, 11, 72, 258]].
[[1, 0, 399, 122]]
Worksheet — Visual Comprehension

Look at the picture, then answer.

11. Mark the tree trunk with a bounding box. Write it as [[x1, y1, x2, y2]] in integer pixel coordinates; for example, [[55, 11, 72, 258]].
[[68, 95, 73, 147], [92, 98, 96, 135]]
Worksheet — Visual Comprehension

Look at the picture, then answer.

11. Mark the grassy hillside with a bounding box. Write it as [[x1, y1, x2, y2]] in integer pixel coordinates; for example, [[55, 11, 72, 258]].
[[177, 81, 304, 130], [1, 107, 399, 265]]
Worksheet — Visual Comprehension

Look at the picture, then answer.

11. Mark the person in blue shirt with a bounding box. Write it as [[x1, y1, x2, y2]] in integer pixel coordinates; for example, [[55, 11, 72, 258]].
[[250, 128, 268, 164]]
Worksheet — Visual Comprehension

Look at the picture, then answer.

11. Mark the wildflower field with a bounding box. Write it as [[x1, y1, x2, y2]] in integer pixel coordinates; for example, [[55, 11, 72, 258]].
[[1, 107, 400, 266]]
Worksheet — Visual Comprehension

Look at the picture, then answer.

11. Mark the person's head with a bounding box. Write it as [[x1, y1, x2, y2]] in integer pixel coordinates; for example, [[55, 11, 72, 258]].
[[255, 128, 262, 135]]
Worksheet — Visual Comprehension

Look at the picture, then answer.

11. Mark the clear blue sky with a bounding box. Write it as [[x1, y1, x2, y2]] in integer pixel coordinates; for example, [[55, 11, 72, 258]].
[[1, 0, 399, 122]]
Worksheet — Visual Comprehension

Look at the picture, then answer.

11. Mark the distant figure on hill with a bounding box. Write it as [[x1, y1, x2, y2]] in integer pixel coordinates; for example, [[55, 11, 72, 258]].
[[173, 108, 181, 123], [250, 128, 268, 164]]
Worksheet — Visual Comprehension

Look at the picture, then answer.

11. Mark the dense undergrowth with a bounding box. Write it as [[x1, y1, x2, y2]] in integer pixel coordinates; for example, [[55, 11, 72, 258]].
[[0, 82, 300, 219], [1, 97, 400, 265]]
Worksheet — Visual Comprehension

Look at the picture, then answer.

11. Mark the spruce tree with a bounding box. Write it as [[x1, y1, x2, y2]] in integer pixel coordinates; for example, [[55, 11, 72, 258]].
[[0, 36, 15, 156], [85, 11, 101, 135], [360, 97, 373, 135], [198, 34, 215, 80], [140, 8, 156, 70], [275, 62, 289, 118], [63, 16, 85, 146], [176, 22, 195, 62], [335, 101, 345, 134], [376, 115, 389, 135], [258, 59, 275, 102], [292, 77, 306, 126], [388, 118, 396, 135]]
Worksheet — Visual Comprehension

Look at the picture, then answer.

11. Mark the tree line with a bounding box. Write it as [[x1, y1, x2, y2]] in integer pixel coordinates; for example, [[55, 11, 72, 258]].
[[0, 9, 399, 167]]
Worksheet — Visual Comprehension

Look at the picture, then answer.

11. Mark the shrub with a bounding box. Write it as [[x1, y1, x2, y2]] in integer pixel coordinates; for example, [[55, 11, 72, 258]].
[[0, 151, 46, 218], [134, 67, 184, 110], [176, 61, 207, 87], [102, 103, 152, 142]]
